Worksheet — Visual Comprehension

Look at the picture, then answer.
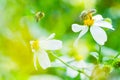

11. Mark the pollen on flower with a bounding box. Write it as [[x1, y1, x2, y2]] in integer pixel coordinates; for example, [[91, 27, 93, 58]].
[[84, 13, 94, 26], [31, 40, 40, 51]]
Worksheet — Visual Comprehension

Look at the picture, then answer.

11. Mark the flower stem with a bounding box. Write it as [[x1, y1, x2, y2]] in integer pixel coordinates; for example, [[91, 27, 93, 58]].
[[98, 45, 103, 63], [50, 51, 90, 78], [114, 53, 120, 59]]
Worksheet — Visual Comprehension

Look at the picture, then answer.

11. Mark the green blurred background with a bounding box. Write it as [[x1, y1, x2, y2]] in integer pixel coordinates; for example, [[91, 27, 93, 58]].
[[0, 0, 120, 80]]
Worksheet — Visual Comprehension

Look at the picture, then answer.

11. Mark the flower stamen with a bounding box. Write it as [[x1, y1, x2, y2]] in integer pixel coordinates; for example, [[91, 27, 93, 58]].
[[84, 13, 94, 26], [31, 40, 39, 51]]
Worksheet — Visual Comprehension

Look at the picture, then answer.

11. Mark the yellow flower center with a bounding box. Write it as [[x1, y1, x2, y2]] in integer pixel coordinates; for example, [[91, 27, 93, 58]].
[[31, 40, 39, 51], [84, 13, 94, 26], [74, 55, 83, 61]]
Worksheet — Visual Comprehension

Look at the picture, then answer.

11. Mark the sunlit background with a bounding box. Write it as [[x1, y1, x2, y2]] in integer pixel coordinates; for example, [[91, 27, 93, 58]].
[[0, 0, 120, 80]]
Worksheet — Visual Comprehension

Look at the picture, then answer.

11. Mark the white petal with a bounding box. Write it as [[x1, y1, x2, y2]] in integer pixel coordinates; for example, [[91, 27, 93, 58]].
[[40, 40, 62, 50], [70, 60, 87, 68], [90, 26, 107, 45], [74, 27, 88, 46], [47, 33, 55, 40], [33, 53, 38, 70], [51, 56, 74, 67], [72, 24, 86, 32], [37, 49, 51, 69], [90, 52, 99, 60], [93, 14, 103, 21], [93, 21, 114, 30], [66, 67, 78, 78]]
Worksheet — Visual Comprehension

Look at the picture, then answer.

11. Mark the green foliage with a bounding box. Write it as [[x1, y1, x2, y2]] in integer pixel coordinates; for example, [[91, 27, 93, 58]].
[[0, 0, 120, 80]]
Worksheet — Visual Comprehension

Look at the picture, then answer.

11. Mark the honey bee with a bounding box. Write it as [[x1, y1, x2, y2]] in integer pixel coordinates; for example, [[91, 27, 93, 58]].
[[80, 9, 96, 20], [35, 11, 45, 22]]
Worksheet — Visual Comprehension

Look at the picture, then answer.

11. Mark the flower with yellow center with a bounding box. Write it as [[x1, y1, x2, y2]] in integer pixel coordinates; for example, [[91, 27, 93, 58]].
[[52, 55, 93, 79], [66, 60, 94, 79], [30, 33, 62, 70], [72, 9, 114, 46]]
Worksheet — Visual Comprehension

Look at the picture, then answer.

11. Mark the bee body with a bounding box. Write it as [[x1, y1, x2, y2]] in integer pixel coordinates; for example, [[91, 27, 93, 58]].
[[35, 11, 45, 22], [80, 9, 96, 20]]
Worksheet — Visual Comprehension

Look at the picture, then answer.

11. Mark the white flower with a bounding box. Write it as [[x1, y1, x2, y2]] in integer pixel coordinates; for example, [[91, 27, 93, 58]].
[[52, 56, 94, 80], [72, 13, 114, 46], [66, 60, 94, 80], [30, 33, 62, 70]]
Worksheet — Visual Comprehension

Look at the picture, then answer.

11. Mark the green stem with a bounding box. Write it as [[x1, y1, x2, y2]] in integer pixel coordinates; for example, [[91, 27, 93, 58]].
[[114, 53, 120, 59], [50, 51, 90, 78], [98, 45, 103, 63]]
